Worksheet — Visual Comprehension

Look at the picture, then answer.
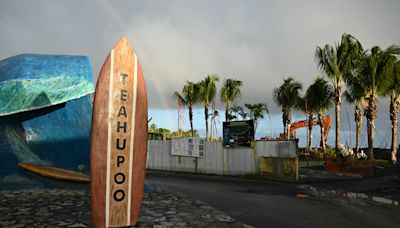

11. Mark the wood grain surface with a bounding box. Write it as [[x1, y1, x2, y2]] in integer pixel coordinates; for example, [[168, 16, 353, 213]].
[[90, 37, 148, 227], [18, 162, 90, 182]]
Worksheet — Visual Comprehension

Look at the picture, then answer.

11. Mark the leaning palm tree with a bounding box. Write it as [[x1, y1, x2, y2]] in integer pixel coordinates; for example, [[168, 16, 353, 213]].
[[315, 33, 362, 151], [244, 103, 269, 135], [295, 95, 314, 151], [357, 45, 400, 160], [174, 81, 201, 137], [344, 43, 367, 154], [383, 59, 400, 163], [306, 77, 334, 151], [174, 91, 186, 136], [344, 77, 367, 153], [273, 77, 302, 139], [220, 79, 243, 122], [199, 74, 219, 141]]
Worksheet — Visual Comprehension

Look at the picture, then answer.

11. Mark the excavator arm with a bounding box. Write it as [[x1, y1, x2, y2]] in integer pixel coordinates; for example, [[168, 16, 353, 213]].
[[279, 115, 332, 140], [322, 115, 332, 140]]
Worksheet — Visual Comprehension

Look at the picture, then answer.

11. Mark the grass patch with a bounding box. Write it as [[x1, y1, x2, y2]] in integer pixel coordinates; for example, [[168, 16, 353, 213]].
[[373, 159, 396, 177]]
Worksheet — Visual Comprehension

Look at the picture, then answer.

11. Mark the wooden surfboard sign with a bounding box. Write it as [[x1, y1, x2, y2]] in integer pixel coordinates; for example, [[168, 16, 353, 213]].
[[90, 36, 148, 227]]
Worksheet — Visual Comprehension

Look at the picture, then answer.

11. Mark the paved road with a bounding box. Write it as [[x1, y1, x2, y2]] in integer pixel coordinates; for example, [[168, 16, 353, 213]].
[[146, 171, 400, 228]]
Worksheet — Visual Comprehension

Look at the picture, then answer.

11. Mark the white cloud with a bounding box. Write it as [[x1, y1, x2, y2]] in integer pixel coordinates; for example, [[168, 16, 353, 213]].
[[1, 0, 399, 115]]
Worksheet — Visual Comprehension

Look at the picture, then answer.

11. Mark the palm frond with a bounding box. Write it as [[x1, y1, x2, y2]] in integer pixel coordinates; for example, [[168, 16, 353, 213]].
[[182, 81, 201, 106], [220, 79, 243, 103], [199, 74, 220, 104], [306, 77, 333, 113], [273, 77, 303, 110], [316, 33, 363, 89], [358, 44, 400, 97], [174, 91, 186, 106]]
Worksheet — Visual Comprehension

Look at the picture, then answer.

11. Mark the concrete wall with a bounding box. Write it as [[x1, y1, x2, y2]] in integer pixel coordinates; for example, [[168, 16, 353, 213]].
[[147, 140, 298, 181], [259, 157, 299, 181]]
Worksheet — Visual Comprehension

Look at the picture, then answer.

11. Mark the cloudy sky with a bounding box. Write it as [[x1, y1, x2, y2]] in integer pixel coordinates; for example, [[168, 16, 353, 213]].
[[1, 0, 399, 147]]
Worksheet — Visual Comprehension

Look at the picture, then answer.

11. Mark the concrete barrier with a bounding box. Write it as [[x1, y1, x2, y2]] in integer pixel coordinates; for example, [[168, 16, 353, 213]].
[[259, 157, 298, 181], [147, 140, 298, 181]]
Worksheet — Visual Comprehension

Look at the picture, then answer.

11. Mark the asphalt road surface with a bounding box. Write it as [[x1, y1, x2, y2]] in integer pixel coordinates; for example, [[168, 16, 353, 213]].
[[146, 171, 400, 228]]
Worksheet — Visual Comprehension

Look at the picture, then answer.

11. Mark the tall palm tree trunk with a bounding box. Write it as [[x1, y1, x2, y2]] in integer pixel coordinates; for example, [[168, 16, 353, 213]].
[[177, 102, 181, 135], [282, 112, 287, 138], [367, 119, 375, 160], [308, 112, 313, 150], [286, 112, 292, 140], [365, 95, 377, 160], [390, 113, 398, 163], [225, 100, 230, 122], [390, 97, 399, 163], [209, 119, 213, 141], [209, 102, 216, 141], [189, 105, 194, 137], [205, 104, 209, 141], [335, 87, 342, 151], [355, 104, 362, 153], [318, 113, 326, 151]]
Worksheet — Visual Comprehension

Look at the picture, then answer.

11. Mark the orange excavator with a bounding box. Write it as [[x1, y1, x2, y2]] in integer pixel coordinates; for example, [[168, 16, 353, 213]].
[[279, 115, 332, 140]]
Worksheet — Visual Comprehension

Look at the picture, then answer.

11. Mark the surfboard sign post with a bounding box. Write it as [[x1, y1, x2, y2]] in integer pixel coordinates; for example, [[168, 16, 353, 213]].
[[90, 37, 148, 227]]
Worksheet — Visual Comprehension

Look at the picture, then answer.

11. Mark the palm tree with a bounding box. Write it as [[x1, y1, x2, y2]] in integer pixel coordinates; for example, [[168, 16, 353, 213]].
[[315, 33, 362, 151], [244, 103, 269, 135], [149, 123, 158, 133], [296, 90, 315, 151], [220, 79, 243, 122], [344, 42, 367, 154], [174, 81, 201, 137], [230, 105, 246, 120], [273, 77, 302, 139], [344, 77, 367, 153], [209, 107, 219, 140], [383, 59, 400, 163], [174, 91, 186, 136], [199, 74, 219, 141], [306, 77, 334, 151], [357, 45, 400, 160]]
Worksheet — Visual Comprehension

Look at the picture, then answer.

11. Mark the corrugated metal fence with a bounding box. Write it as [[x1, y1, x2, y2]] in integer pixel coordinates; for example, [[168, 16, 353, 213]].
[[147, 140, 297, 176]]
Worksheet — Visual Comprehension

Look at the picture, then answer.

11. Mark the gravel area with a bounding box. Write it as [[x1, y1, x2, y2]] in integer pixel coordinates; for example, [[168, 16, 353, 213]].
[[0, 188, 250, 228]]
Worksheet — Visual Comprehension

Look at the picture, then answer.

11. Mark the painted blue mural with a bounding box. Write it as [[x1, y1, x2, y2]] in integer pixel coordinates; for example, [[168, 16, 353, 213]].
[[0, 54, 94, 116], [0, 54, 94, 189]]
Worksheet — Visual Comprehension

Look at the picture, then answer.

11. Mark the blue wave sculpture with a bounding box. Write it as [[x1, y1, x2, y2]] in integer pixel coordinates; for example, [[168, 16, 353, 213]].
[[0, 54, 94, 116], [0, 54, 94, 188]]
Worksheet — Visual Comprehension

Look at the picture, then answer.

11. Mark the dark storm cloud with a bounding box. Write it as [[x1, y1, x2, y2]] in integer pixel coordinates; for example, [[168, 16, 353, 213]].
[[1, 0, 399, 114]]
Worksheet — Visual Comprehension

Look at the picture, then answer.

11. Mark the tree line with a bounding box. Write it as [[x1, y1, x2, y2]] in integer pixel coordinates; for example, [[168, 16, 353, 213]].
[[274, 33, 399, 162], [172, 33, 399, 163], [174, 75, 269, 141]]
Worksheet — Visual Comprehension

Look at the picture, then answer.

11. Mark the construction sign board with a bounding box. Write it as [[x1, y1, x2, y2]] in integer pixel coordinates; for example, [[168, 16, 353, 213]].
[[171, 137, 205, 157], [223, 120, 254, 148]]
